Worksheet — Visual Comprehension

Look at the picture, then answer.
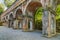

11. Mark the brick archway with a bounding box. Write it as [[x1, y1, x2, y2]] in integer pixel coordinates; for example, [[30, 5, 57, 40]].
[[26, 1, 42, 30], [9, 13, 14, 28], [26, 1, 42, 13], [9, 13, 13, 20], [13, 9, 23, 29], [15, 9, 22, 19], [23, 0, 56, 37]]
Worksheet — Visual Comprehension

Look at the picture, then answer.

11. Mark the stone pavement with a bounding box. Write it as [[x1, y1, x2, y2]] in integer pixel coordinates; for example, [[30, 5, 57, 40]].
[[0, 26, 60, 40]]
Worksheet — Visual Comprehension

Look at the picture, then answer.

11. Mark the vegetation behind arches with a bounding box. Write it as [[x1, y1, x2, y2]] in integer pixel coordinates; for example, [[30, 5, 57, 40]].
[[35, 7, 43, 30]]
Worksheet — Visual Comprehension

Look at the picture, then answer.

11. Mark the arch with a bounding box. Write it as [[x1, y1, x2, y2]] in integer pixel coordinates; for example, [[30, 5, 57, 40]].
[[9, 13, 14, 28], [24, 0, 42, 12], [6, 16, 8, 20], [26, 1, 42, 15], [13, 8, 23, 29], [15, 8, 22, 19], [15, 9, 22, 17], [23, 0, 56, 37], [16, 9, 22, 15], [15, 7, 22, 15], [9, 13, 13, 20], [24, 1, 43, 31]]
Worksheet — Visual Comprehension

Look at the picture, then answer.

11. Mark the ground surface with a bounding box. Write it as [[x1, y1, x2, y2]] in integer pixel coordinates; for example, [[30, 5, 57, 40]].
[[0, 26, 60, 40]]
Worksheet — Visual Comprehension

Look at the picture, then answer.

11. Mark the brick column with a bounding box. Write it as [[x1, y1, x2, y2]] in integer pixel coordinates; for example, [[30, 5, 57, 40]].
[[22, 17, 28, 31], [42, 10, 49, 36], [42, 10, 56, 37], [13, 19, 19, 29], [42, 0, 56, 37]]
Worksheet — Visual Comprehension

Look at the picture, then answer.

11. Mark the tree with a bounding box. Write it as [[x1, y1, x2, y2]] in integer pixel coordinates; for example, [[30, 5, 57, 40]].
[[0, 7, 3, 15], [56, 5, 60, 19], [4, 0, 16, 7], [35, 7, 43, 30], [56, 4, 60, 32], [0, 3, 5, 15], [35, 7, 43, 22]]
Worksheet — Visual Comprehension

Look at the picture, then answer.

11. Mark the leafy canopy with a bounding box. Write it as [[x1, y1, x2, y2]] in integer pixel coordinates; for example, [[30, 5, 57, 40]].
[[0, 3, 5, 15], [56, 5, 60, 19], [4, 0, 16, 7], [35, 7, 43, 22]]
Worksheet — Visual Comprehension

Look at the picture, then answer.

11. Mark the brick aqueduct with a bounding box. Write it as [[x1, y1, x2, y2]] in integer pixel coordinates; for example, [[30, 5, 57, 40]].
[[1, 0, 57, 37]]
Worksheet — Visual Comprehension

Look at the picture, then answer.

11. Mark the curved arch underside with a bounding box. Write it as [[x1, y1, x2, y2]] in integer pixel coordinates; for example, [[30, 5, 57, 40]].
[[9, 14, 13, 18], [15, 9, 22, 19], [16, 9, 22, 14], [26, 1, 42, 13], [16, 9, 22, 17]]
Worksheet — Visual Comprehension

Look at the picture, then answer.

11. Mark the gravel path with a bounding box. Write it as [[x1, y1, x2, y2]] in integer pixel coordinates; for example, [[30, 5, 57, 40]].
[[0, 26, 60, 40]]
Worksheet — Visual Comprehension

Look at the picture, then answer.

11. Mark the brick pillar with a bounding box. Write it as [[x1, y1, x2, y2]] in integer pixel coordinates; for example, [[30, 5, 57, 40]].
[[13, 19, 19, 29], [29, 20, 33, 31], [42, 10, 56, 37], [23, 17, 28, 31], [42, 10, 49, 36], [42, 0, 56, 37]]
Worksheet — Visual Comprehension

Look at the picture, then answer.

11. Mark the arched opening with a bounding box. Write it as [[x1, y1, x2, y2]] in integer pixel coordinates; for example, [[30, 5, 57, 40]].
[[14, 9, 23, 29], [22, 1, 56, 37], [56, 2, 60, 33], [35, 7, 43, 30], [9, 14, 13, 20], [9, 13, 13, 28], [16, 9, 22, 19], [26, 1, 43, 31]]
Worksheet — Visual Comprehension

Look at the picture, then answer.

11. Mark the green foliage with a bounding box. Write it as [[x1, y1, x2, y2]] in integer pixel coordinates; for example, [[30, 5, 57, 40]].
[[56, 5, 60, 19], [4, 0, 16, 7], [0, 3, 5, 15], [0, 7, 3, 14], [56, 5, 60, 32], [35, 7, 43, 21], [34, 7, 43, 30]]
